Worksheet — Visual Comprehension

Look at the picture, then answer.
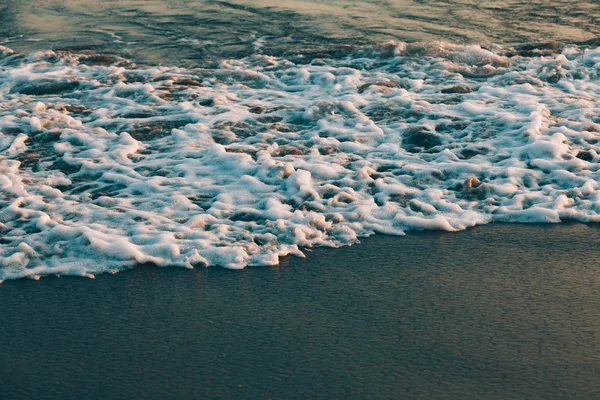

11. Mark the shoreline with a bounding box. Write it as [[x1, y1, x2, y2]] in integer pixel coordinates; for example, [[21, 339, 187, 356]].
[[1, 221, 598, 284], [2, 223, 600, 399]]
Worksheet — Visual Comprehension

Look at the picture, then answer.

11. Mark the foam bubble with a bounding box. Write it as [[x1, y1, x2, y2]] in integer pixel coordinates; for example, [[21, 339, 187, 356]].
[[1, 42, 600, 280]]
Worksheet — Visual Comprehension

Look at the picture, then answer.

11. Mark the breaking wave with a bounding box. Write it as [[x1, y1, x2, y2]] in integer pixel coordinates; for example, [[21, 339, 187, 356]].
[[1, 41, 600, 280]]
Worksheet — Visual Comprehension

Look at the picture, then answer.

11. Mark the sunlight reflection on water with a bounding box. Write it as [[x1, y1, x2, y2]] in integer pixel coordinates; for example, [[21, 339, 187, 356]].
[[2, 0, 599, 65]]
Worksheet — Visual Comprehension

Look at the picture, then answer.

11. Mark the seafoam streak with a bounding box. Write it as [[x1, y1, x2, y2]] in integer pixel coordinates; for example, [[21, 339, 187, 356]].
[[1, 42, 600, 280]]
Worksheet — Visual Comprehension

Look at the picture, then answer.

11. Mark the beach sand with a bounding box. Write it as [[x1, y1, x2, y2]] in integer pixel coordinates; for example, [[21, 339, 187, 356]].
[[1, 223, 599, 399]]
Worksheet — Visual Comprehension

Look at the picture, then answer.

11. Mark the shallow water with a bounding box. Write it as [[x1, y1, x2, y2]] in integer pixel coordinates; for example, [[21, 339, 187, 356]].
[[3, 2, 600, 398], [1, 224, 600, 399], [4, 2, 600, 280], [2, 1, 600, 66]]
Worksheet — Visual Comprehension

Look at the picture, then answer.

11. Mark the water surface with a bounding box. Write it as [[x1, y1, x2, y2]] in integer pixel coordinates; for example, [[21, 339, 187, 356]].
[[2, 2, 600, 397], [3, 0, 600, 65]]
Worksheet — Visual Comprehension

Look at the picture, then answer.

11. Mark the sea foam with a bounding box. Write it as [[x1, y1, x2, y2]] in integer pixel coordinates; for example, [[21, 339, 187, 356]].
[[1, 42, 600, 280]]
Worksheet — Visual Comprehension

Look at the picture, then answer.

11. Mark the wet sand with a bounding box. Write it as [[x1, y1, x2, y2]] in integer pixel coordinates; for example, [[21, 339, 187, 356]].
[[1, 223, 600, 399]]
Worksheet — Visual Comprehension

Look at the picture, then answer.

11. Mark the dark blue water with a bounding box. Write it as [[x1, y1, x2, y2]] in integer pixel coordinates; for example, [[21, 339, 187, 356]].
[[2, 224, 600, 399]]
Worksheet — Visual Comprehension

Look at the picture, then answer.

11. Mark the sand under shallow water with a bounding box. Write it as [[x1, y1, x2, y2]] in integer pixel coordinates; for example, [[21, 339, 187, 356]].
[[1, 223, 600, 399]]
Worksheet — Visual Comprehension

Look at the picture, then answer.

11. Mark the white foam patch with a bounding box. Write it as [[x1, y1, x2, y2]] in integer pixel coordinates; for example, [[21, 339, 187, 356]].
[[1, 42, 600, 280]]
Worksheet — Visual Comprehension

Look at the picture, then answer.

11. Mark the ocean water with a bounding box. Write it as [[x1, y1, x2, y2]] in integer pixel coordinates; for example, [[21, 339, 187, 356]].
[[1, 1, 600, 280], [2, 2, 600, 399]]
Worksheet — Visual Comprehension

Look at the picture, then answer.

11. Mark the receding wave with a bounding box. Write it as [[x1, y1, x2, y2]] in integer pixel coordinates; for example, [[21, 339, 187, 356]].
[[1, 41, 600, 280]]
